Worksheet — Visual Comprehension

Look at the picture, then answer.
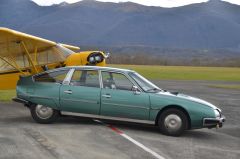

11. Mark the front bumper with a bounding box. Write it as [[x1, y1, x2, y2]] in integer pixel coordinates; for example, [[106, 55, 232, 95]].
[[203, 115, 226, 128]]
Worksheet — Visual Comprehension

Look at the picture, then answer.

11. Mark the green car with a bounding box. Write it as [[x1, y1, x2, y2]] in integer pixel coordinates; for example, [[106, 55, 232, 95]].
[[13, 66, 225, 136]]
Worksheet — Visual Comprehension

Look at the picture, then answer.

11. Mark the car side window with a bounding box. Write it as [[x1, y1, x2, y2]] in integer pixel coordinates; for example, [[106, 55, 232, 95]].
[[70, 70, 100, 88], [102, 72, 133, 91], [34, 70, 69, 83]]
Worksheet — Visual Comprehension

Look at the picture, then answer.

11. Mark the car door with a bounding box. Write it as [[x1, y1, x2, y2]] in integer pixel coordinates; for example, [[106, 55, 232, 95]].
[[100, 71, 150, 120], [60, 69, 101, 114]]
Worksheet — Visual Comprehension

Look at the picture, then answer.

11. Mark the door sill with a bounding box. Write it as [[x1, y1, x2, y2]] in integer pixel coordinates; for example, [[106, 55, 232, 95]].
[[61, 111, 155, 125]]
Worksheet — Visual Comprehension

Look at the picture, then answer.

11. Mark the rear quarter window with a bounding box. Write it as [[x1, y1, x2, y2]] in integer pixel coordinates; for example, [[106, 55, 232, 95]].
[[34, 70, 69, 83]]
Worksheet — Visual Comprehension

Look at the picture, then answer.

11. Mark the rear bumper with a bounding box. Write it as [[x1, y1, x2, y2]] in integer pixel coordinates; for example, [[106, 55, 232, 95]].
[[203, 116, 226, 128], [12, 97, 29, 105]]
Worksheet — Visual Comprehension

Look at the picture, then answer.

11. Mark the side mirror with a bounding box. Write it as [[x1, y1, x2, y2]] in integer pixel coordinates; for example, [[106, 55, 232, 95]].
[[132, 86, 140, 95]]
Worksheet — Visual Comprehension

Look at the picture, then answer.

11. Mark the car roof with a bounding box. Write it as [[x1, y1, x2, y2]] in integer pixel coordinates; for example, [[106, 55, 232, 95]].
[[68, 66, 135, 73], [40, 66, 135, 75]]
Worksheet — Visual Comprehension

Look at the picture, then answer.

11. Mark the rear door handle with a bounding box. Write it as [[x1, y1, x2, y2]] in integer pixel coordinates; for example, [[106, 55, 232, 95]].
[[102, 94, 111, 98], [64, 90, 72, 94]]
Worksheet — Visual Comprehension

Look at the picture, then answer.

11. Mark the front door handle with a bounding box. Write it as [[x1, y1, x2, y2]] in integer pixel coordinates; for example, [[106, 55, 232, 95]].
[[102, 94, 111, 98], [64, 90, 72, 94]]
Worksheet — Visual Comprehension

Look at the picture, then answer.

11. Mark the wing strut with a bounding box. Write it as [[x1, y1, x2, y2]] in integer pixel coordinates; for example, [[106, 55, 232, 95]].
[[0, 56, 26, 75], [20, 41, 38, 74], [34, 46, 38, 65]]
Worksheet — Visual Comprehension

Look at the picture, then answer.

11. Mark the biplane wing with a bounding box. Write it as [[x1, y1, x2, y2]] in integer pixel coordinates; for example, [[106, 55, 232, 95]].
[[0, 27, 108, 89], [0, 27, 80, 74]]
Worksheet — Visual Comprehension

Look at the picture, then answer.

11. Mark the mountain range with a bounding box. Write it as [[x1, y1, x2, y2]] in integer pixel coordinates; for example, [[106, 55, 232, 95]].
[[0, 0, 240, 66]]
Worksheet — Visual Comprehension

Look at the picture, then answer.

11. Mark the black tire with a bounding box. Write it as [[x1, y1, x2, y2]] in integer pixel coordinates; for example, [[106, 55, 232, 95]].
[[30, 104, 59, 124], [158, 108, 188, 136]]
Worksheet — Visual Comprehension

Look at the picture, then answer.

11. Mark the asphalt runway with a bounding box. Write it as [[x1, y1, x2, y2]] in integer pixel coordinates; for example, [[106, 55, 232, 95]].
[[0, 80, 239, 159]]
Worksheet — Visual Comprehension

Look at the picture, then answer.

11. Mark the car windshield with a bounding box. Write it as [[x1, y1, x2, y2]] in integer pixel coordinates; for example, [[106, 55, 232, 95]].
[[128, 72, 162, 92]]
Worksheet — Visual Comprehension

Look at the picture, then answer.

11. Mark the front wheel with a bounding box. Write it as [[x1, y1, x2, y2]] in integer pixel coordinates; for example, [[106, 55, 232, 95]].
[[158, 108, 188, 136], [30, 104, 59, 124]]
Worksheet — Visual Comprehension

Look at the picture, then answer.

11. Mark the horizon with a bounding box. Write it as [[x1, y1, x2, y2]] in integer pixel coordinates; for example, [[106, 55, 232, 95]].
[[31, 0, 240, 8]]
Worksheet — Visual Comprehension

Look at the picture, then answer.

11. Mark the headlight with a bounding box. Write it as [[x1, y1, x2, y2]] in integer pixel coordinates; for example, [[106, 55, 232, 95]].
[[214, 109, 220, 118]]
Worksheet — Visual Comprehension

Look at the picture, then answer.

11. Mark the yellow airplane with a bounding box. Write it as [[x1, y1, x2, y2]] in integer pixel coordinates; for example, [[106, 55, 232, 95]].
[[0, 27, 109, 89]]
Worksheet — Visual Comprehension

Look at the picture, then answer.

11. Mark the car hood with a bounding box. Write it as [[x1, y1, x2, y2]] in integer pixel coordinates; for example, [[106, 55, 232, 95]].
[[156, 91, 218, 109]]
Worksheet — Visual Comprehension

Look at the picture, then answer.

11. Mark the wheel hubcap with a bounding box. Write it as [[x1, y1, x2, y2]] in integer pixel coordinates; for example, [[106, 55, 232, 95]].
[[164, 114, 182, 132], [35, 105, 53, 119]]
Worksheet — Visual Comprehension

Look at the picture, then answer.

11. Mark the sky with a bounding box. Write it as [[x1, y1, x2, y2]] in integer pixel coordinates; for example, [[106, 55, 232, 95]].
[[32, 0, 240, 7]]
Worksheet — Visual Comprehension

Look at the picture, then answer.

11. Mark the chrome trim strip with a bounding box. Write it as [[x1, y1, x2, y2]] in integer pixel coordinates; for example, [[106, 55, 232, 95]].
[[61, 111, 154, 124], [61, 98, 99, 104], [63, 68, 75, 85], [98, 70, 103, 89], [32, 96, 58, 100], [29, 95, 59, 100], [150, 107, 161, 110], [32, 67, 71, 82], [102, 102, 150, 110]]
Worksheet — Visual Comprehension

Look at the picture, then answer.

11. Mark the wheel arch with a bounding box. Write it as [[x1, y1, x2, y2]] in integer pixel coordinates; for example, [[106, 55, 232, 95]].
[[155, 105, 191, 129]]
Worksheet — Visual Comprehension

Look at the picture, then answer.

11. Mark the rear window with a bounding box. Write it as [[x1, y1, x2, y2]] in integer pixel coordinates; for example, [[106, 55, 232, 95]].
[[34, 70, 69, 83]]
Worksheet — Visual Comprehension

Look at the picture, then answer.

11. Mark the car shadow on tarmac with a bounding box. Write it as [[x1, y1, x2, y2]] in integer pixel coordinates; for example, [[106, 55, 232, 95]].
[[57, 115, 215, 138], [1, 112, 228, 139]]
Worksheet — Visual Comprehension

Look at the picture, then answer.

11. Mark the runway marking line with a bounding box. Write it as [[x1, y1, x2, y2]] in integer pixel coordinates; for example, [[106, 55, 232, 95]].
[[93, 119, 165, 159]]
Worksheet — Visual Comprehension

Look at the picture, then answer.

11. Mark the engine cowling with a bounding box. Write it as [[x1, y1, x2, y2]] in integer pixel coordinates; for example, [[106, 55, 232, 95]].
[[65, 51, 109, 67]]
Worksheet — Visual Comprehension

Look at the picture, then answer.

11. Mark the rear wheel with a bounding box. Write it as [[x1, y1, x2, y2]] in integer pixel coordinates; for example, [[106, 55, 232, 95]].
[[158, 108, 188, 136], [30, 104, 59, 124]]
